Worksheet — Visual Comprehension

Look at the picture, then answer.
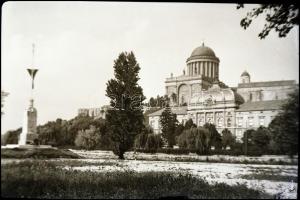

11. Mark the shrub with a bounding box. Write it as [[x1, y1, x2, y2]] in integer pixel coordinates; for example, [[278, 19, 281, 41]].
[[221, 129, 236, 149], [75, 125, 101, 150], [145, 134, 163, 151]]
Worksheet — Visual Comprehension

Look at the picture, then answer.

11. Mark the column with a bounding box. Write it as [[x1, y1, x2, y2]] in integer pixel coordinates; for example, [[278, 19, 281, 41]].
[[206, 61, 210, 77], [200, 62, 203, 76], [210, 62, 213, 78], [207, 62, 209, 77], [211, 62, 213, 78], [212, 63, 215, 79], [223, 111, 226, 128]]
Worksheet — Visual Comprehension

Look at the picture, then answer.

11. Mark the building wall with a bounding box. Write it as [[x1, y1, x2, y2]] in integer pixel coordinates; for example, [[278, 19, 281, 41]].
[[237, 85, 295, 102], [234, 110, 279, 140]]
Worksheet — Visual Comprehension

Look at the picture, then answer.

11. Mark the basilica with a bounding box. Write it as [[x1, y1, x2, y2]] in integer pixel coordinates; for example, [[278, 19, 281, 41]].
[[148, 43, 297, 140]]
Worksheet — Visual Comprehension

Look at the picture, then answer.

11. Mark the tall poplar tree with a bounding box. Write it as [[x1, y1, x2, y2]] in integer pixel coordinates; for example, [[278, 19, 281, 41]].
[[106, 52, 145, 159], [159, 104, 178, 148]]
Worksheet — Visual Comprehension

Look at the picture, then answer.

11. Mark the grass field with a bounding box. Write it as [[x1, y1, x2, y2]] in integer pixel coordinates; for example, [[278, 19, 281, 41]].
[[1, 149, 298, 199], [1, 148, 81, 159], [1, 160, 271, 199]]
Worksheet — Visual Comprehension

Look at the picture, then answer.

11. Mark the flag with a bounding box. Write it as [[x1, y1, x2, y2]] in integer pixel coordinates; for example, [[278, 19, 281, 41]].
[[27, 69, 38, 89]]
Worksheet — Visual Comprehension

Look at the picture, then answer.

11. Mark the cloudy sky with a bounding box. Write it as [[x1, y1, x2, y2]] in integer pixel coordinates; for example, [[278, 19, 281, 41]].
[[1, 2, 299, 133]]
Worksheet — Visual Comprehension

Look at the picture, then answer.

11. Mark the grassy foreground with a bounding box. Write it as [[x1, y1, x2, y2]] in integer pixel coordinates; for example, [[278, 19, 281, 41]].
[[1, 148, 81, 159], [1, 160, 271, 199]]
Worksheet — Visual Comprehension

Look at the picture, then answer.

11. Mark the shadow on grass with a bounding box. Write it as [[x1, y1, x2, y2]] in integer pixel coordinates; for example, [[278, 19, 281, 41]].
[[1, 160, 272, 199]]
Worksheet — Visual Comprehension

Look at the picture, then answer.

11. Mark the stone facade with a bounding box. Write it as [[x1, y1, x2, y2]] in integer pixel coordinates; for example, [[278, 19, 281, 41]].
[[148, 44, 298, 140], [19, 99, 38, 145], [78, 105, 111, 119]]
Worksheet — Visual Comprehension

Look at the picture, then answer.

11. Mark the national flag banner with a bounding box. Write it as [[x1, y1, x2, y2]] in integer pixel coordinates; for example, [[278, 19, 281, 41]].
[[27, 68, 38, 89]]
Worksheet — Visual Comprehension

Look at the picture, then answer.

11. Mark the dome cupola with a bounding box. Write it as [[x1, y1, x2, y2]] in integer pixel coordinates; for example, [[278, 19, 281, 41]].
[[240, 70, 250, 83], [185, 43, 220, 81]]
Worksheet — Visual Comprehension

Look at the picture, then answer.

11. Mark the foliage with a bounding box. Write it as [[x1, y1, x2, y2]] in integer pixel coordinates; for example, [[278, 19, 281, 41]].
[[268, 89, 299, 157], [1, 128, 22, 145], [147, 95, 170, 108], [105, 52, 145, 159], [252, 126, 270, 151], [75, 125, 101, 150], [1, 160, 269, 199], [237, 4, 299, 39], [221, 128, 236, 149], [203, 123, 222, 150], [177, 127, 210, 154], [134, 133, 148, 149], [145, 134, 163, 151], [1, 148, 80, 159], [184, 119, 197, 130], [133, 125, 153, 149], [174, 123, 184, 137], [159, 104, 178, 148]]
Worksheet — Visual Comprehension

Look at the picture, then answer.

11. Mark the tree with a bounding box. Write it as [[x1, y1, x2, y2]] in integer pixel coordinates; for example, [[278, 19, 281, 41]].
[[171, 93, 177, 103], [203, 123, 222, 151], [145, 134, 163, 151], [75, 125, 101, 150], [269, 89, 299, 157], [237, 4, 299, 39], [159, 104, 178, 148], [106, 52, 145, 159], [252, 126, 270, 151], [2, 128, 22, 145], [221, 128, 236, 149], [177, 127, 209, 154], [184, 119, 197, 130], [174, 123, 184, 137], [134, 125, 152, 149]]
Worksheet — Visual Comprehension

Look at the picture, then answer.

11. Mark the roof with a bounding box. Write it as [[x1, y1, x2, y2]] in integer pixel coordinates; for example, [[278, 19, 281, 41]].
[[148, 106, 187, 117], [236, 100, 286, 112], [238, 80, 295, 88], [191, 43, 216, 57], [241, 71, 250, 77]]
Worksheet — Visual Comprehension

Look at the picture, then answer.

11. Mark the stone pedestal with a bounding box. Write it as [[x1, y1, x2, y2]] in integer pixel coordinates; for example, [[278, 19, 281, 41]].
[[19, 99, 38, 145]]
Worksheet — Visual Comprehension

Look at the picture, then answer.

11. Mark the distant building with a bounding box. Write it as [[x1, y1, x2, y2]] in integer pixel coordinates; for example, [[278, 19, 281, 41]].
[[148, 43, 298, 140], [78, 105, 112, 119]]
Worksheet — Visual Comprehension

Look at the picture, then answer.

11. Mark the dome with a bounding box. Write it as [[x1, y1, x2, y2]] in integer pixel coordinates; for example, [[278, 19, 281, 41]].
[[241, 71, 250, 77], [190, 43, 216, 57]]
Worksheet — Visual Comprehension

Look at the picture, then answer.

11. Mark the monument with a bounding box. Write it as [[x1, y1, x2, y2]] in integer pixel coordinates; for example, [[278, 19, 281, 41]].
[[18, 44, 39, 145]]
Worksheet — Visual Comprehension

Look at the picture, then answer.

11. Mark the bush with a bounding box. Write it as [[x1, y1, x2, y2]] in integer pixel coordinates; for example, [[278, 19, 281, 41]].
[[221, 129, 236, 149], [145, 134, 163, 151], [75, 125, 101, 150], [2, 128, 22, 145]]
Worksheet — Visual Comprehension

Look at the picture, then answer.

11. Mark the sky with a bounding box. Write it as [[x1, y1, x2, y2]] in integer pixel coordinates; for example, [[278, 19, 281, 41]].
[[1, 2, 299, 134]]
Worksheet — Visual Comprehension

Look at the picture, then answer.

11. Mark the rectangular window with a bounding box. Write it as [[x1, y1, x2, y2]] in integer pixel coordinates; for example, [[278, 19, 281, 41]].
[[259, 116, 265, 126], [237, 117, 243, 127], [248, 117, 254, 127]]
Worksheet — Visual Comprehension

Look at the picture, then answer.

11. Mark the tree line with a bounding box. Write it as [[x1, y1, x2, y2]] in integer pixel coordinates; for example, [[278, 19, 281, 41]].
[[2, 52, 298, 159]]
